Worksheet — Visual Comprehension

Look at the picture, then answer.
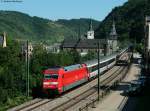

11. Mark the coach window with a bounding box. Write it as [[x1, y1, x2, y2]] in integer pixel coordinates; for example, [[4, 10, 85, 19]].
[[44, 74, 58, 79]]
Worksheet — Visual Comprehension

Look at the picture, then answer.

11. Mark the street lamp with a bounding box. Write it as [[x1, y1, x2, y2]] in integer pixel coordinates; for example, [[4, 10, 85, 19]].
[[97, 42, 100, 101], [145, 16, 150, 74]]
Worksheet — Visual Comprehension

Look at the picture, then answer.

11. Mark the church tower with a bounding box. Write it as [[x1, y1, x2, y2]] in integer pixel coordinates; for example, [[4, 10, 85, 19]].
[[3, 32, 7, 48], [87, 19, 94, 39], [109, 21, 118, 52]]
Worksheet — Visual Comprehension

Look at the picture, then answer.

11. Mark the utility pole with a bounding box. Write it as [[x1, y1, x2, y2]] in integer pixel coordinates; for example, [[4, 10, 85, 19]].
[[145, 16, 150, 74], [144, 17, 147, 73], [26, 40, 30, 97], [97, 42, 100, 101], [134, 36, 136, 52]]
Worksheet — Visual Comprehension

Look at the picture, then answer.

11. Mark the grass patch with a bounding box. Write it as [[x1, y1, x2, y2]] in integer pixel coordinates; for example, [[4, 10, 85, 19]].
[[0, 96, 32, 111]]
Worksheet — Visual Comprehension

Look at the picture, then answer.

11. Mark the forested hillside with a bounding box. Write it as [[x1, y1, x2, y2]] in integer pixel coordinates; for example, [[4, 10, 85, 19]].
[[95, 0, 150, 44], [0, 11, 99, 44], [56, 18, 99, 36]]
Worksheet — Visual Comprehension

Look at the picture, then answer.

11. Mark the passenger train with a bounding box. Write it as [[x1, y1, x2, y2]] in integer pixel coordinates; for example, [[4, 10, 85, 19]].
[[43, 47, 129, 94]]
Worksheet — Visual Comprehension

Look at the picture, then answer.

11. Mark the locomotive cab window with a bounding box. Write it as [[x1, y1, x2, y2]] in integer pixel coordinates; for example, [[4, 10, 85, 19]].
[[44, 74, 58, 79]]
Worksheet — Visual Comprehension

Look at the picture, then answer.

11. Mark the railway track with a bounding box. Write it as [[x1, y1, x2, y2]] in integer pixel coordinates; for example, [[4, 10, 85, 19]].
[[49, 66, 127, 111], [23, 99, 52, 111], [49, 53, 130, 111], [19, 66, 123, 111], [8, 99, 52, 111], [16, 99, 44, 111], [8, 66, 118, 111], [8, 52, 130, 111]]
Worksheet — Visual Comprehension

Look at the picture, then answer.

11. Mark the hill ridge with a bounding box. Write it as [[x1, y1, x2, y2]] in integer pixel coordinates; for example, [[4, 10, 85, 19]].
[[0, 10, 100, 44]]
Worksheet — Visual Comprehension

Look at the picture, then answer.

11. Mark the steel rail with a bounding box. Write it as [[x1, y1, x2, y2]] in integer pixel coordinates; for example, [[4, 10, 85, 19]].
[[25, 99, 52, 111], [50, 53, 130, 111], [49, 66, 126, 111]]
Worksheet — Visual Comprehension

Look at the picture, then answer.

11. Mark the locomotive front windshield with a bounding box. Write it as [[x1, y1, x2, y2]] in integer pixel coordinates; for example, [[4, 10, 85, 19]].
[[44, 74, 58, 79]]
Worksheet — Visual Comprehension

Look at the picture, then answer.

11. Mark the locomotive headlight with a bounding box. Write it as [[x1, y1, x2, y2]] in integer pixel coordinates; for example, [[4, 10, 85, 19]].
[[49, 82, 58, 85], [43, 82, 50, 85]]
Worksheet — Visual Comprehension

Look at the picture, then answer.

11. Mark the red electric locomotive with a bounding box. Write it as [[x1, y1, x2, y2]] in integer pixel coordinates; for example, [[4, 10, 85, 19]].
[[43, 64, 88, 94]]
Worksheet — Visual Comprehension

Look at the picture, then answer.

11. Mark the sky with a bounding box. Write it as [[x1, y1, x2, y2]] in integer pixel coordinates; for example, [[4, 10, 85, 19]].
[[0, 0, 128, 21]]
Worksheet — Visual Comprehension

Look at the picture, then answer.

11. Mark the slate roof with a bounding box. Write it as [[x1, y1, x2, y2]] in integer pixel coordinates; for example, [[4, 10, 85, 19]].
[[61, 38, 107, 49]]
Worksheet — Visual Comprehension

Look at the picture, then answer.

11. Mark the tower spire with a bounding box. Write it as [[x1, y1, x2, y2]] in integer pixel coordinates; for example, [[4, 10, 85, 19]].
[[3, 32, 6, 48], [113, 21, 117, 35], [110, 20, 117, 39], [78, 23, 81, 39], [89, 19, 93, 31]]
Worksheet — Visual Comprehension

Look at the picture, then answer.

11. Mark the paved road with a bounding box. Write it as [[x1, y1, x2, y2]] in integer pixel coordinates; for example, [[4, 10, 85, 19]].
[[91, 63, 141, 111]]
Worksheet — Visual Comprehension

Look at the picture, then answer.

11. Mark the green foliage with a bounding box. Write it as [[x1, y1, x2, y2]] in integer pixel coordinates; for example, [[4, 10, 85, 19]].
[[95, 0, 148, 46], [135, 43, 144, 53], [68, 50, 81, 64], [0, 41, 27, 109], [0, 96, 32, 111], [81, 51, 97, 61], [56, 18, 100, 38]]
